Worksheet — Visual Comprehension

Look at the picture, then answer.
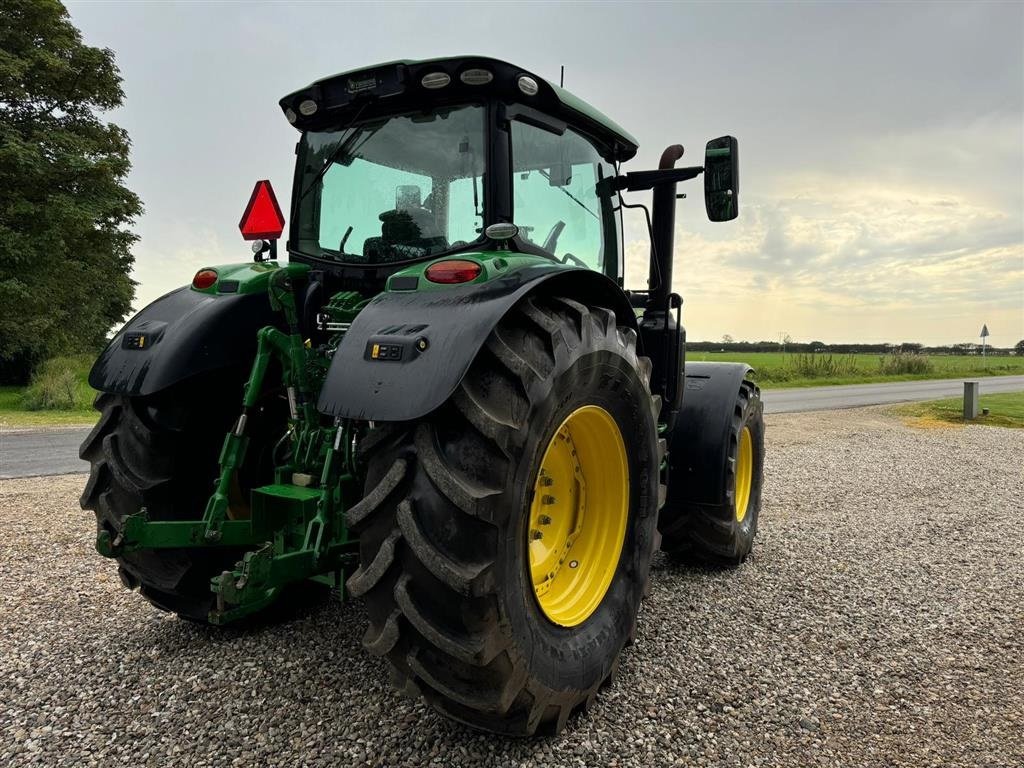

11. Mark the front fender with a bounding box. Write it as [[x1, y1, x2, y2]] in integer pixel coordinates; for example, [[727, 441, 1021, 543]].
[[89, 286, 280, 396], [666, 362, 754, 508], [317, 265, 635, 421]]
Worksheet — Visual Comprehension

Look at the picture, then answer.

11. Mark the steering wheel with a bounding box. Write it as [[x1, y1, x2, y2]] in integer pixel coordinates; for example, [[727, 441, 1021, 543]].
[[542, 220, 566, 253], [561, 253, 587, 267]]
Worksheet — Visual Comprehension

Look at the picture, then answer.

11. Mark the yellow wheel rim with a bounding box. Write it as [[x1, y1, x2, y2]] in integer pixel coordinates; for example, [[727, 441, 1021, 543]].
[[735, 426, 753, 523], [528, 405, 629, 627]]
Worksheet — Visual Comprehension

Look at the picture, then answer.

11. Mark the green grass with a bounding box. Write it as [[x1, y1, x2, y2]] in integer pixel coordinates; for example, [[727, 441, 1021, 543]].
[[0, 387, 96, 427], [898, 391, 1024, 429], [0, 354, 97, 428], [687, 352, 1024, 388]]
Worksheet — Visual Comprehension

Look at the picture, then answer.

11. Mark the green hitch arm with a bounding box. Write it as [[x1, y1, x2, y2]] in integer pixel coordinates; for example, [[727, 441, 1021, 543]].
[[304, 427, 342, 566], [96, 510, 261, 556], [202, 265, 311, 542], [269, 266, 319, 426], [200, 326, 281, 541]]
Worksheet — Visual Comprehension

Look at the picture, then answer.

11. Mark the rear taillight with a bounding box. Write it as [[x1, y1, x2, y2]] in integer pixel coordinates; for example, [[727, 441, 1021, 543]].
[[424, 260, 482, 284], [192, 269, 218, 290]]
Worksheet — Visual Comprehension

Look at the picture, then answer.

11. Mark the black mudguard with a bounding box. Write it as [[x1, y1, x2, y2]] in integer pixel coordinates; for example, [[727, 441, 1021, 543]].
[[89, 287, 279, 396], [317, 265, 635, 421], [666, 361, 754, 507]]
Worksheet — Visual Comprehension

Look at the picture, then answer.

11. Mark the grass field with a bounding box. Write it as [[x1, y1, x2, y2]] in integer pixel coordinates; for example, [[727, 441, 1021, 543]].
[[1, 351, 1022, 429], [0, 354, 96, 428], [688, 351, 1024, 388], [0, 387, 96, 427], [899, 391, 1024, 429]]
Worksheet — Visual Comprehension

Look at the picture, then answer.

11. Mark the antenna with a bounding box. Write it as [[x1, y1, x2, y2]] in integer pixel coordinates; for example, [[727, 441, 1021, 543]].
[[560, 65, 564, 88]]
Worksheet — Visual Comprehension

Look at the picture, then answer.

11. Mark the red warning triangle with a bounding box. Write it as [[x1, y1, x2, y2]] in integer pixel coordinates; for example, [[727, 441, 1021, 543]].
[[238, 180, 285, 240]]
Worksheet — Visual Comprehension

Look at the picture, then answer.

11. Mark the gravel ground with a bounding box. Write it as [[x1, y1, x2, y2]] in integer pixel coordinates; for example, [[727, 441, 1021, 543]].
[[2, 407, 1022, 767]]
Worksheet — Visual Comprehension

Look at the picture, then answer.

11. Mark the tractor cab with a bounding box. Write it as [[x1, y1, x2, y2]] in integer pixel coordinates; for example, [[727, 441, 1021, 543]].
[[282, 57, 640, 286]]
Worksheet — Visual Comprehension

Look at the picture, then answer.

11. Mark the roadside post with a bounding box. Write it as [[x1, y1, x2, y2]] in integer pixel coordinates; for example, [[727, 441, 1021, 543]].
[[963, 381, 979, 420]]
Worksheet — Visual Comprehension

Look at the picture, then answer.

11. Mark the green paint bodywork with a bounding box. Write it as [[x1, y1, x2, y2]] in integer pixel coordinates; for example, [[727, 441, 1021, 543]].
[[385, 251, 573, 292], [190, 260, 288, 295], [546, 80, 638, 152]]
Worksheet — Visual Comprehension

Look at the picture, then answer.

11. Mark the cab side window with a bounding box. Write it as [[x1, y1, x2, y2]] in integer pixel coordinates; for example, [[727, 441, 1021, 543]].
[[511, 121, 617, 273]]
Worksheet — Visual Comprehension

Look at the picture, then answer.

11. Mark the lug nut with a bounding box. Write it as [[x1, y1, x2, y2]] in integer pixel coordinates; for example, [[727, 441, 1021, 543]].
[[530, 530, 544, 540], [538, 515, 552, 525], [542, 495, 556, 505], [540, 476, 554, 487]]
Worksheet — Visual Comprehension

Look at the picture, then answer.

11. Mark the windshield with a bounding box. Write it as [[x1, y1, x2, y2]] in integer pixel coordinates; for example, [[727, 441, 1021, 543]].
[[293, 105, 486, 264]]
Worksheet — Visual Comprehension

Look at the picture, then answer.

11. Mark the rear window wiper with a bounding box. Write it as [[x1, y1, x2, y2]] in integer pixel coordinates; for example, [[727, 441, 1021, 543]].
[[297, 102, 372, 203]]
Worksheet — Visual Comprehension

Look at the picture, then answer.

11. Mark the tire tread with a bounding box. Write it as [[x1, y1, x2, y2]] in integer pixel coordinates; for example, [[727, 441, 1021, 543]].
[[355, 294, 660, 735]]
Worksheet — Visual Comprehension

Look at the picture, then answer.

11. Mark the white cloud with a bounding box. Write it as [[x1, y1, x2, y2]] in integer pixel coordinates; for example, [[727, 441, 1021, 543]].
[[625, 179, 1024, 345]]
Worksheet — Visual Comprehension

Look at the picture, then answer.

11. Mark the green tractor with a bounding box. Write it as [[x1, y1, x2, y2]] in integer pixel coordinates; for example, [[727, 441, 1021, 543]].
[[80, 57, 764, 736]]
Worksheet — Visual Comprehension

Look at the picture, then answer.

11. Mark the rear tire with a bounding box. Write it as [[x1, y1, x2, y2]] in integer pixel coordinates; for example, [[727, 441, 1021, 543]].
[[79, 375, 284, 621], [659, 379, 764, 565], [349, 295, 660, 735]]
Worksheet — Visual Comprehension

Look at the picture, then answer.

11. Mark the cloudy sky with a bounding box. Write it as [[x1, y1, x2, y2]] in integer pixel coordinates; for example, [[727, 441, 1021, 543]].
[[67, 1, 1023, 346]]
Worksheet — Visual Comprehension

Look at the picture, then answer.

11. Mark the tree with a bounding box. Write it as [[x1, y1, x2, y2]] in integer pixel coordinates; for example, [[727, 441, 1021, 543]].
[[721, 334, 734, 344], [0, 0, 141, 382], [1016, 340, 1024, 355]]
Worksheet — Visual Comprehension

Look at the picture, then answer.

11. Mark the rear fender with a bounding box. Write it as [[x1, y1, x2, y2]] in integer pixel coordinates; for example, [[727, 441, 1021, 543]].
[[89, 286, 281, 397], [317, 265, 635, 421], [667, 362, 754, 507]]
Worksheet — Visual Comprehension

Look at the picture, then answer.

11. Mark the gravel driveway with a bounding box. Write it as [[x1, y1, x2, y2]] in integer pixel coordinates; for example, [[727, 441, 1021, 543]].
[[2, 407, 1022, 767]]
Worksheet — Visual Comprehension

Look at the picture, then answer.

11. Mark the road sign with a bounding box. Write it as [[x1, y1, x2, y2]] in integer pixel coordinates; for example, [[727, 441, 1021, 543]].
[[239, 180, 285, 241], [980, 324, 989, 338]]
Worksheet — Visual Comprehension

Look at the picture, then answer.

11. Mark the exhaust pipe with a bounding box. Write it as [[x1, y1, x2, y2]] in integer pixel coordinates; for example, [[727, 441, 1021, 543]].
[[647, 144, 684, 311], [641, 144, 686, 430]]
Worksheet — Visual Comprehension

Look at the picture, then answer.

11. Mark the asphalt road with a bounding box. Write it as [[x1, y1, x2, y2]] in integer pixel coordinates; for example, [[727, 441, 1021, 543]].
[[762, 374, 1024, 414], [0, 427, 93, 480], [2, 374, 1022, 480]]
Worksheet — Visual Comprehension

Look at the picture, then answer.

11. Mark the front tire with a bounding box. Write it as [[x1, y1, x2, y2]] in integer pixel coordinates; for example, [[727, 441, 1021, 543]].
[[349, 295, 660, 735], [659, 379, 765, 564]]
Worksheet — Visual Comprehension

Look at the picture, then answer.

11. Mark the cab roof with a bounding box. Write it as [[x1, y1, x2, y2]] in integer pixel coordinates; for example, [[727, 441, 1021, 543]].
[[279, 56, 639, 163]]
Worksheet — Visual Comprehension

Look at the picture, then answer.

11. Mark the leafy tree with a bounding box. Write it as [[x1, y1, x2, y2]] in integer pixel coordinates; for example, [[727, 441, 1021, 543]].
[[0, 0, 141, 383], [721, 334, 734, 344], [1016, 339, 1024, 355]]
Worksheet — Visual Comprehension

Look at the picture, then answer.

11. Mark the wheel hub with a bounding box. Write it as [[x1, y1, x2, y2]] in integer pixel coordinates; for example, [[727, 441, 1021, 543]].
[[735, 425, 753, 523], [528, 405, 629, 627]]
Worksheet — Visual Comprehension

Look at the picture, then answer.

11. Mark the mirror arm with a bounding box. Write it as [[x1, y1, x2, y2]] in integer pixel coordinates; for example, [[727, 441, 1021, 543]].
[[604, 166, 704, 194]]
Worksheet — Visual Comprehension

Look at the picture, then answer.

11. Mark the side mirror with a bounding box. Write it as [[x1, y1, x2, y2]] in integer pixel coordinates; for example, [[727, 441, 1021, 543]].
[[704, 136, 738, 222]]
